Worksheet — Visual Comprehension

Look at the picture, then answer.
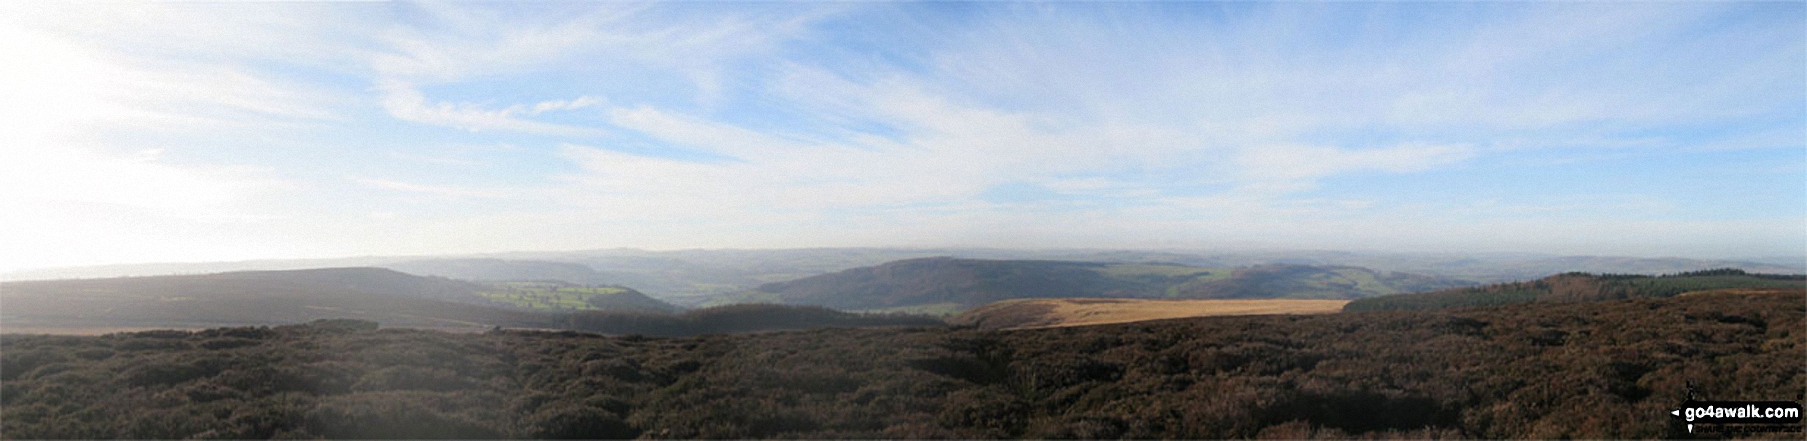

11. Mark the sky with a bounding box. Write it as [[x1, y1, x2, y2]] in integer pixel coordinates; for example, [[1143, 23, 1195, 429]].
[[1, 1, 1803, 272]]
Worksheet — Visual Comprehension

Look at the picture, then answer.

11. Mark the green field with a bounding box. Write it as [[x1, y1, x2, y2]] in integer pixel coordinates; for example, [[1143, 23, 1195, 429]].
[[1331, 268, 1398, 295], [1095, 263, 1232, 298], [856, 302, 966, 317], [696, 291, 784, 308], [476, 282, 633, 311], [1096, 263, 1226, 279]]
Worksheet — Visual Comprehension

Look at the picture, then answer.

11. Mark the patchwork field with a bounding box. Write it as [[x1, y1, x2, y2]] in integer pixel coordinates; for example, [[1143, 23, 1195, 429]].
[[952, 297, 1349, 330], [474, 282, 677, 313]]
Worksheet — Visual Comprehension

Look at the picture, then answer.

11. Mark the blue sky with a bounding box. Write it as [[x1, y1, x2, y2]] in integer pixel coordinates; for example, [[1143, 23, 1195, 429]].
[[0, 1, 1802, 271]]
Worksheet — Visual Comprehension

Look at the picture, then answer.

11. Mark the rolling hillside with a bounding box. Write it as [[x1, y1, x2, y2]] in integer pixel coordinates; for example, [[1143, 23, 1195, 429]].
[[382, 258, 622, 285], [0, 268, 547, 331], [1169, 264, 1471, 299], [726, 257, 1470, 312], [1344, 268, 1807, 311], [561, 304, 943, 337], [11, 249, 1792, 305], [0, 268, 934, 336], [725, 258, 1155, 311]]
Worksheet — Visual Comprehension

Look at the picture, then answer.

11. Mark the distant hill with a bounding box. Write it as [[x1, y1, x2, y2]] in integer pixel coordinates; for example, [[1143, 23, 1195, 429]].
[[353, 259, 678, 313], [10, 249, 1796, 304], [1439, 256, 1804, 282], [1344, 268, 1807, 312], [0, 268, 548, 331], [727, 257, 1471, 312], [1169, 264, 1471, 299], [0, 257, 409, 282], [1273, 253, 1805, 284], [728, 258, 1154, 311], [561, 303, 943, 337], [0, 268, 941, 336], [381, 258, 620, 285]]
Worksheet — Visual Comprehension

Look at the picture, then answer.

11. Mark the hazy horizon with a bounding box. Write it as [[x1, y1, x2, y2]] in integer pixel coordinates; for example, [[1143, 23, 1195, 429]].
[[4, 244, 1801, 279], [3, 2, 1803, 273]]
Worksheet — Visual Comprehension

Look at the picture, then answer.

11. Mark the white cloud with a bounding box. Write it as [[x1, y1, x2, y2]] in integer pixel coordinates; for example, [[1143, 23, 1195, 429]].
[[0, 147, 268, 216], [606, 106, 811, 159], [386, 152, 484, 167], [1234, 143, 1476, 190], [364, 4, 835, 136], [352, 177, 508, 200], [0, 145, 286, 272], [530, 96, 605, 115], [1, 2, 376, 69], [1689, 128, 1806, 152], [377, 83, 606, 137], [2, 2, 1798, 269], [0, 27, 341, 144]]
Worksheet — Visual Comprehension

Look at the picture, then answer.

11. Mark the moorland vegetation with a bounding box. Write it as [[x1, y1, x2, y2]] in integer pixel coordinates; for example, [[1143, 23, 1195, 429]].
[[4, 290, 1798, 438]]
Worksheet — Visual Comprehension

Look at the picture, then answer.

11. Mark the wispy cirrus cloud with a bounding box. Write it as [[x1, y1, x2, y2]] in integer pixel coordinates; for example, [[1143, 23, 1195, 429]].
[[2, 1, 1800, 271], [366, 3, 837, 136], [377, 83, 606, 136], [352, 177, 509, 200], [1233, 143, 1477, 193]]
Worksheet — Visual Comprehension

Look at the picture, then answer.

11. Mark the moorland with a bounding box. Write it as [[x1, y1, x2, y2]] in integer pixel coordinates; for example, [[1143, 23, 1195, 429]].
[[3, 290, 1799, 438]]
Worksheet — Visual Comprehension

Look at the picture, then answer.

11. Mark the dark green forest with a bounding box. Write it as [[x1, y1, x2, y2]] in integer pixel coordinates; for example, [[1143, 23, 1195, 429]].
[[1344, 269, 1806, 311], [4, 291, 1800, 438]]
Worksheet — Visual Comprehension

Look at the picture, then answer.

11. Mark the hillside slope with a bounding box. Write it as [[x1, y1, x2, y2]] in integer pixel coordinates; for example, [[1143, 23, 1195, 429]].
[[0, 268, 939, 336], [1345, 268, 1806, 311], [1169, 264, 1470, 299], [562, 303, 943, 337], [0, 268, 547, 330], [382, 258, 620, 285]]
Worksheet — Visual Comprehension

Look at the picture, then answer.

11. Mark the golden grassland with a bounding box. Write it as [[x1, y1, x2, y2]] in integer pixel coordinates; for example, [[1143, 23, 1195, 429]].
[[953, 297, 1349, 330]]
